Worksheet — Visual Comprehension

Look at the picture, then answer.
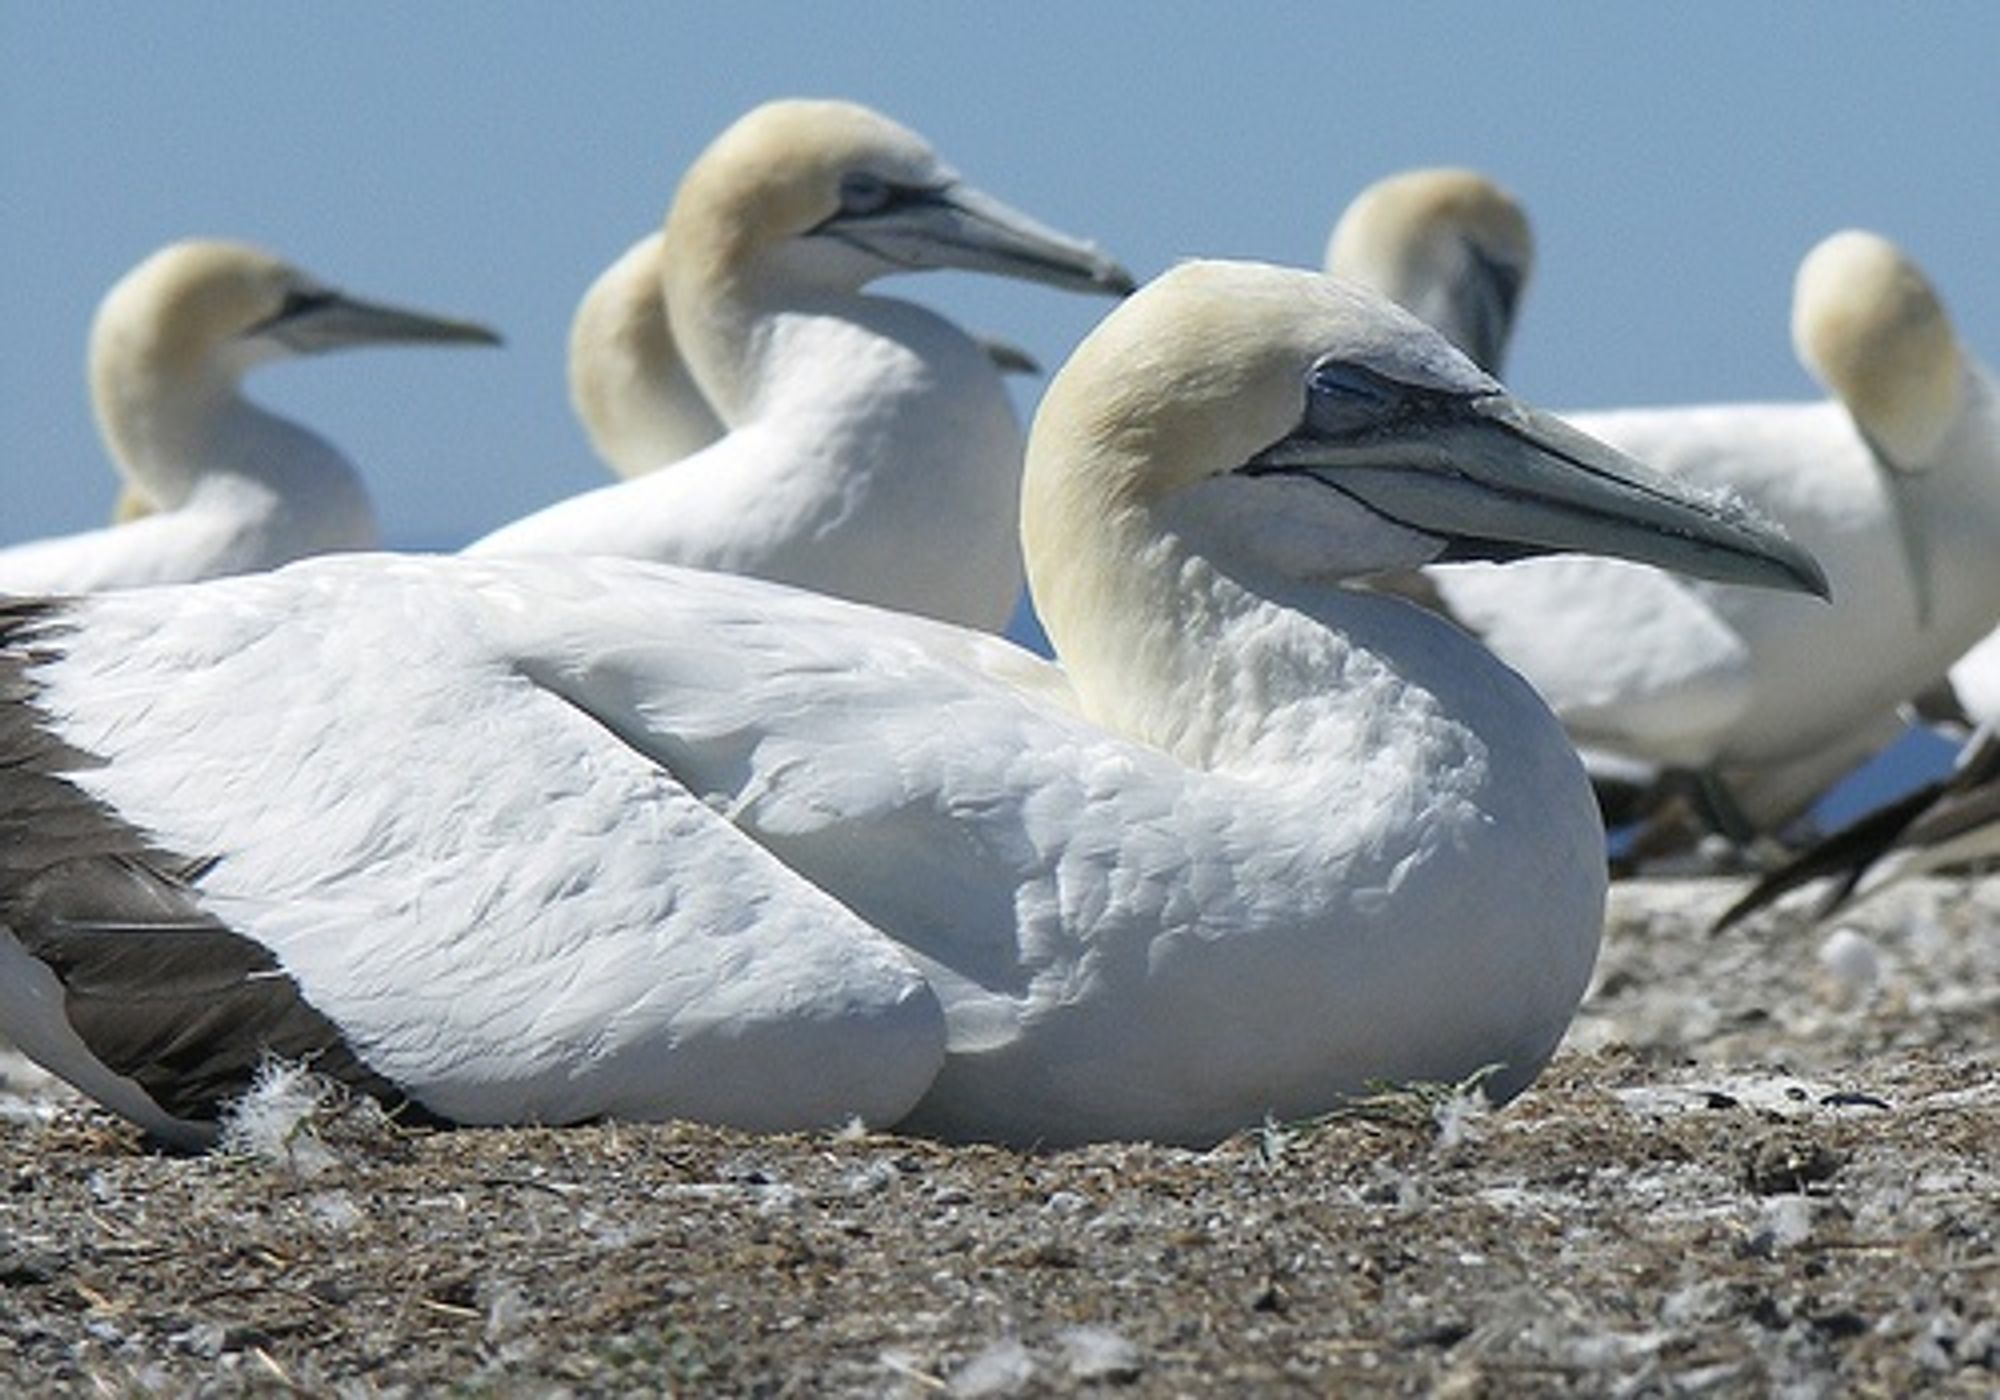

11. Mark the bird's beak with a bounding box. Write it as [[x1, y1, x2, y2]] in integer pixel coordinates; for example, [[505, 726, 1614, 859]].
[[1854, 426, 1937, 628], [1429, 242, 1523, 378], [817, 182, 1136, 298], [973, 333, 1042, 378], [1883, 469, 1936, 628], [253, 291, 503, 355], [1248, 381, 1830, 599]]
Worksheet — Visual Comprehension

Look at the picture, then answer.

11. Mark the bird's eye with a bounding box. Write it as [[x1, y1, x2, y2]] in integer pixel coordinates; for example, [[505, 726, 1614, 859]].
[[242, 286, 339, 341], [838, 172, 894, 216], [1299, 359, 1419, 438], [1307, 359, 1398, 407], [276, 288, 338, 320]]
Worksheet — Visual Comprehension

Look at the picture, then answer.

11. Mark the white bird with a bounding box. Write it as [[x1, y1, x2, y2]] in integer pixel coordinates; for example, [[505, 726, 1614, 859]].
[[0, 261, 1821, 1150], [569, 230, 1044, 481], [1426, 230, 1998, 835], [477, 99, 1133, 632], [0, 240, 498, 593], [1326, 167, 1533, 377]]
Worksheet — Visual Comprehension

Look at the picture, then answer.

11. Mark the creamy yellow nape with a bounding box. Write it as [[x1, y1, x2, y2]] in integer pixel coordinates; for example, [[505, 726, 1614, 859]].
[[1793, 228, 1964, 471], [88, 241, 321, 512], [0, 238, 497, 594], [1025, 267, 1351, 722], [112, 484, 155, 523], [1325, 167, 1532, 376], [566, 231, 721, 478], [472, 97, 1131, 633], [660, 100, 957, 419]]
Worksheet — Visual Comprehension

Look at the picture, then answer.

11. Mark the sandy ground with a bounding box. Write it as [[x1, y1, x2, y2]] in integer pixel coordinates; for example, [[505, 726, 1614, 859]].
[[0, 875, 1994, 1396]]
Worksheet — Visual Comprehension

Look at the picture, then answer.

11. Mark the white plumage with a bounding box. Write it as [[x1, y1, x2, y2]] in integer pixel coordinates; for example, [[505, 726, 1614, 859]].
[[0, 261, 1821, 1148], [567, 227, 1045, 482], [0, 240, 497, 593], [1431, 230, 1999, 831], [477, 99, 1132, 633]]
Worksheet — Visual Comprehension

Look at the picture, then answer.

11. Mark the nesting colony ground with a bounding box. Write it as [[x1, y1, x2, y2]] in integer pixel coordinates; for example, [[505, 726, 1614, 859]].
[[1, 876, 1994, 1395]]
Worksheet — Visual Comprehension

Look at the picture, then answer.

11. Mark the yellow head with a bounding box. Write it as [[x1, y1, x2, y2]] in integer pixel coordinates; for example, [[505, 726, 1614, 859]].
[[1793, 228, 1962, 470]]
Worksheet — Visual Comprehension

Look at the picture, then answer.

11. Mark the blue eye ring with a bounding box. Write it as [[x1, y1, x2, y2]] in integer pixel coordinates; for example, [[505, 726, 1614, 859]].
[[838, 171, 894, 216], [1307, 358, 1399, 406]]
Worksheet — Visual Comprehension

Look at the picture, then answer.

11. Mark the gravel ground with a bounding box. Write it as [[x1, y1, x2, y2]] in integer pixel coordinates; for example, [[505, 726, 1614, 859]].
[[0, 875, 1994, 1396]]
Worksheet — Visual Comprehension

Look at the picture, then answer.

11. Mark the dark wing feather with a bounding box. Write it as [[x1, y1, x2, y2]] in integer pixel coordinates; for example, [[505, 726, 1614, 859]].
[[0, 598, 443, 1127], [1713, 727, 2000, 931]]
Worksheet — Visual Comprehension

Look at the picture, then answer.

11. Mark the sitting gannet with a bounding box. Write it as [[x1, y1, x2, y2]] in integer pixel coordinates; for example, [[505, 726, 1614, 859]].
[[0, 261, 1821, 1149], [1325, 167, 1533, 377], [1427, 230, 1998, 838], [0, 241, 498, 593], [478, 99, 1133, 632], [570, 229, 1044, 480]]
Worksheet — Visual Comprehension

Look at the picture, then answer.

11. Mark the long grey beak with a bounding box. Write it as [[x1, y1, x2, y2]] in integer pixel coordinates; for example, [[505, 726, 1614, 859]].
[[1408, 242, 1523, 378], [254, 290, 503, 355], [1884, 469, 1936, 628], [1250, 383, 1830, 599], [973, 333, 1042, 377], [821, 182, 1135, 298], [1856, 426, 1936, 628]]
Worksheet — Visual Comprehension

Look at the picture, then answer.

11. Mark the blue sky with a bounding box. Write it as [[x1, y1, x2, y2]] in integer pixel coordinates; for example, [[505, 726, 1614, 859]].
[[4, 6, 1992, 817], [5, 6, 1994, 553]]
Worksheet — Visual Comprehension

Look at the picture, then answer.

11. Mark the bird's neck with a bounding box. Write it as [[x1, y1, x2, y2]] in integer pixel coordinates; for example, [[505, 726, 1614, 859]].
[[1941, 358, 1998, 466], [570, 245, 723, 473], [1033, 504, 1370, 773], [93, 365, 231, 505], [665, 246, 905, 423], [670, 261, 1009, 444], [1892, 362, 2000, 510], [93, 368, 370, 534]]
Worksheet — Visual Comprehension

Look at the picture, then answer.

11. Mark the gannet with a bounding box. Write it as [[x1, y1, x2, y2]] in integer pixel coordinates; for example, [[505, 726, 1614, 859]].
[[480, 99, 1133, 632], [0, 261, 1822, 1150], [0, 240, 498, 593], [570, 229, 1045, 480], [1325, 168, 1533, 376], [1428, 229, 1998, 835]]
